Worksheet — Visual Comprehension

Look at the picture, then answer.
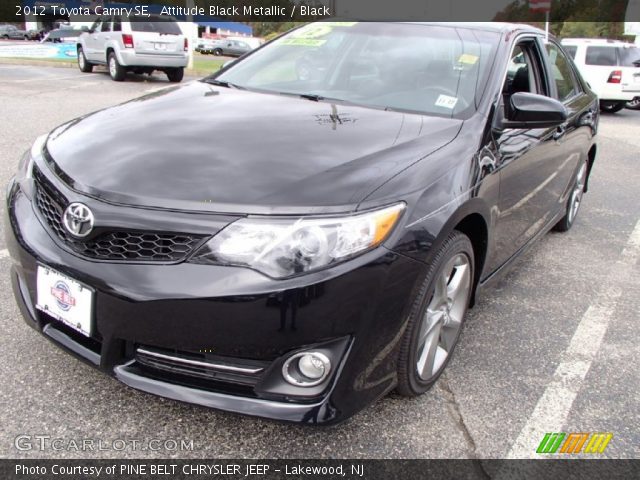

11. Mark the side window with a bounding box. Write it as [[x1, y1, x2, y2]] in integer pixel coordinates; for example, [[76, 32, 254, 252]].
[[100, 18, 112, 33], [113, 17, 122, 32], [503, 43, 543, 96], [585, 46, 617, 66], [563, 45, 577, 59], [546, 43, 579, 102]]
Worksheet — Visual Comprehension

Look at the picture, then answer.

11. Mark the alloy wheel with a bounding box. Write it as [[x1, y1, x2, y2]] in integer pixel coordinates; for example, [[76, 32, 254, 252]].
[[415, 253, 472, 381], [568, 162, 587, 225], [109, 57, 117, 78]]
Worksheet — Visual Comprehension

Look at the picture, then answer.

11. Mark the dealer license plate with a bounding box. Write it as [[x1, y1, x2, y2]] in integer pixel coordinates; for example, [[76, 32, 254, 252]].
[[36, 265, 94, 337]]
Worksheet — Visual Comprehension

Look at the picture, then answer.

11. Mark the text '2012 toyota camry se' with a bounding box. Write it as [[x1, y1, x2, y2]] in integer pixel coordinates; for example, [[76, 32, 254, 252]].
[[6, 22, 598, 425]]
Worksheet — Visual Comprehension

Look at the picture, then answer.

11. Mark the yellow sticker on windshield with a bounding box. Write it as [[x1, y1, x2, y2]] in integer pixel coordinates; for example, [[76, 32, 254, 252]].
[[292, 24, 334, 39], [458, 54, 479, 65], [281, 38, 327, 47]]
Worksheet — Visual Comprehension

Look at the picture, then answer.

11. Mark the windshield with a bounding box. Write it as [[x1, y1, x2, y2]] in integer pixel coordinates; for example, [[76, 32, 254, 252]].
[[211, 22, 499, 118]]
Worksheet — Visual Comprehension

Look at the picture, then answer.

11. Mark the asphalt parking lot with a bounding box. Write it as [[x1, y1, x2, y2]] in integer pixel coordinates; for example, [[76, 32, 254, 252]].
[[0, 64, 638, 460]]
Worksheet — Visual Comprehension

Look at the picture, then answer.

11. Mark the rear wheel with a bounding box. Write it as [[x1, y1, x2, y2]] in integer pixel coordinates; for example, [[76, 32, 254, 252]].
[[213, 48, 222, 56], [396, 231, 474, 396], [77, 47, 93, 73], [108, 52, 126, 82], [626, 97, 640, 110], [554, 159, 588, 232], [166, 68, 184, 83], [600, 101, 626, 113]]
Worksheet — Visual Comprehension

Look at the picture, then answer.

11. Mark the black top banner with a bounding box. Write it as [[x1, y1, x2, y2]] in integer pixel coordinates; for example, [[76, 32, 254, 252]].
[[1, 0, 640, 23]]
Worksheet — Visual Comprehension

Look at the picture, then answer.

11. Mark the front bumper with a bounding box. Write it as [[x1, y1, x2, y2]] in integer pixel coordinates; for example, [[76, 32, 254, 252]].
[[6, 177, 425, 424]]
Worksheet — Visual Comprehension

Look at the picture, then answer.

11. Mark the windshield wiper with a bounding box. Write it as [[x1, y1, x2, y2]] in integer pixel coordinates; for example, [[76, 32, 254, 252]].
[[204, 79, 243, 89], [298, 93, 325, 102], [279, 92, 346, 103]]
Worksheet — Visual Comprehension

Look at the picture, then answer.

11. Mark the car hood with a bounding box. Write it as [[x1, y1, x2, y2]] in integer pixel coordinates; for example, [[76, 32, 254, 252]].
[[45, 81, 462, 215]]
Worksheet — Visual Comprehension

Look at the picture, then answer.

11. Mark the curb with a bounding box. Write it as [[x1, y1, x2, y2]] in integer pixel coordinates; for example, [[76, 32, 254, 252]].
[[0, 58, 76, 68], [0, 58, 215, 76]]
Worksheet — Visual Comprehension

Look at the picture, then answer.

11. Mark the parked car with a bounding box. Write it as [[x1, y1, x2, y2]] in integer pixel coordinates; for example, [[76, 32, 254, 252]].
[[41, 29, 83, 44], [7, 22, 598, 425], [200, 39, 252, 56], [76, 14, 188, 82], [25, 29, 46, 41], [195, 38, 219, 53], [0, 24, 29, 40], [561, 38, 640, 113]]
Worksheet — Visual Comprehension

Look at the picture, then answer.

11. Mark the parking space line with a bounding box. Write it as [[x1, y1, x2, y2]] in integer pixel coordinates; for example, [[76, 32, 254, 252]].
[[505, 219, 640, 459], [4, 73, 100, 84]]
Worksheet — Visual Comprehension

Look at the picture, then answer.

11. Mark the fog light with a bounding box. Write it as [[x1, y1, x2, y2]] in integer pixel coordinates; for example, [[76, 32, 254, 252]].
[[282, 352, 331, 387]]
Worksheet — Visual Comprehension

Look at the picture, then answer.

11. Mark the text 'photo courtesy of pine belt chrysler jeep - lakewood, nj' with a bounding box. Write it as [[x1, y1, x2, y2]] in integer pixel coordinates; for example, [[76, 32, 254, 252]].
[[6, 22, 598, 425]]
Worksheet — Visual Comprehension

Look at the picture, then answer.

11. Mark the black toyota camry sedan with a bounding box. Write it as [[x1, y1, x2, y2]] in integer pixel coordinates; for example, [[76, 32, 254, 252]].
[[6, 22, 598, 424]]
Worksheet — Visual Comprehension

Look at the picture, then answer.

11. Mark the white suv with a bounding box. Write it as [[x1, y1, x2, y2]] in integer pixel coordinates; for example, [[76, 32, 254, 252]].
[[77, 15, 188, 82], [561, 38, 640, 112]]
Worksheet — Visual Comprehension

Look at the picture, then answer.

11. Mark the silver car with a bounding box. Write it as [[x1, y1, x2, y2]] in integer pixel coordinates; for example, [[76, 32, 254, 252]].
[[0, 24, 29, 40], [201, 39, 252, 57], [77, 15, 188, 82]]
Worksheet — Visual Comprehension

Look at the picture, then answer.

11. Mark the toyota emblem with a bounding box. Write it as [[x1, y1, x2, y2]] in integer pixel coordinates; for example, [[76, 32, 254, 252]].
[[62, 203, 94, 238]]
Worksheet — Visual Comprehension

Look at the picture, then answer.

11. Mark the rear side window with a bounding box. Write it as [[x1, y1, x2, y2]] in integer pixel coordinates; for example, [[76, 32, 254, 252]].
[[100, 17, 112, 33], [130, 16, 181, 35], [585, 46, 617, 66], [618, 47, 640, 67], [113, 17, 122, 32], [563, 45, 577, 59]]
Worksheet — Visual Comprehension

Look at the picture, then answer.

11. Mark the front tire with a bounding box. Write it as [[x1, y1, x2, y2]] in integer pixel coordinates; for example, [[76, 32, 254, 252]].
[[396, 231, 474, 396], [108, 52, 126, 82], [600, 101, 626, 113], [554, 159, 588, 232], [166, 68, 184, 83], [213, 48, 222, 56], [77, 47, 93, 73]]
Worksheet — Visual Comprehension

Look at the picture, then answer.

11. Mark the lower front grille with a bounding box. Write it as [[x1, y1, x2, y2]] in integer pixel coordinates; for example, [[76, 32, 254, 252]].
[[135, 346, 270, 388], [33, 169, 206, 263]]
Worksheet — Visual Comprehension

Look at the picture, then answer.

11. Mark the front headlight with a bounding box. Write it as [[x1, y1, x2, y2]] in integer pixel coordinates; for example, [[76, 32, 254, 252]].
[[17, 134, 47, 180], [191, 203, 405, 278]]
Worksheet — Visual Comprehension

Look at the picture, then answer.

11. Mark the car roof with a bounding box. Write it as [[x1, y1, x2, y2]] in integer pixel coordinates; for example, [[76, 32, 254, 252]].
[[561, 38, 636, 46], [401, 22, 546, 35]]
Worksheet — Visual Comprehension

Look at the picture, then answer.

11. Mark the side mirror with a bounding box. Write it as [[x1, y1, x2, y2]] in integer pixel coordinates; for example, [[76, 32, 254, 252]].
[[501, 92, 567, 129]]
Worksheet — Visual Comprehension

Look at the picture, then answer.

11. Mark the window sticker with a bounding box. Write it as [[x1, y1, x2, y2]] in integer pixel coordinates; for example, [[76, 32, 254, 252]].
[[281, 38, 327, 47], [291, 24, 334, 39], [435, 94, 458, 109], [458, 54, 479, 65]]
